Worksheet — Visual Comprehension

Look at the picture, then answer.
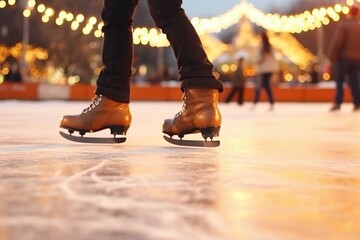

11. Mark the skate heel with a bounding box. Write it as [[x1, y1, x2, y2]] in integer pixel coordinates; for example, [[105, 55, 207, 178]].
[[200, 126, 220, 140], [110, 125, 130, 136]]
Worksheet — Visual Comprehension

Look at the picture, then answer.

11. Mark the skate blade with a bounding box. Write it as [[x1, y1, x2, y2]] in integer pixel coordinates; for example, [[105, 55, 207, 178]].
[[163, 135, 220, 147], [59, 131, 126, 144]]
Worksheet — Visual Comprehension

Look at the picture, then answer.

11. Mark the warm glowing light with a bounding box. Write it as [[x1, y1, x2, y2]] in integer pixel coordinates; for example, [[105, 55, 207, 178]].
[[342, 6, 350, 15], [97, 22, 104, 30], [89, 16, 97, 25], [45, 8, 54, 17], [55, 18, 63, 26], [68, 75, 80, 85], [323, 73, 331, 81], [0, 1, 6, 9], [76, 14, 85, 23], [82, 26, 92, 35], [298, 75, 307, 83], [284, 72, 294, 82], [2, 67, 9, 75], [41, 15, 49, 23], [139, 65, 147, 76], [245, 68, 255, 77], [65, 13, 74, 21], [37, 4, 45, 13], [28, 0, 36, 8], [59, 11, 67, 19], [94, 30, 102, 38], [0, 0, 355, 49], [230, 64, 238, 72], [8, 0, 16, 6], [346, 0, 354, 6], [221, 64, 230, 73], [23, 9, 31, 17], [0, 43, 49, 82], [71, 21, 80, 31]]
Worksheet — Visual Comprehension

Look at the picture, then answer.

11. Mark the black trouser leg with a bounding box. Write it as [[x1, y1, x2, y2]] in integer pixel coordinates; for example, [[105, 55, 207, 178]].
[[146, 0, 223, 92], [262, 73, 274, 104], [95, 0, 139, 103]]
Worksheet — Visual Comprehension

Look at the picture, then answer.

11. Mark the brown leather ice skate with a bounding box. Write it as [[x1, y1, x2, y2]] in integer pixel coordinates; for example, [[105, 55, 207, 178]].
[[162, 88, 221, 147], [59, 95, 131, 143]]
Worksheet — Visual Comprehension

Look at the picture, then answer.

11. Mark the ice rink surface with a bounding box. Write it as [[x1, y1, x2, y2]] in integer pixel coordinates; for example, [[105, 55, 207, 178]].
[[0, 100, 359, 240]]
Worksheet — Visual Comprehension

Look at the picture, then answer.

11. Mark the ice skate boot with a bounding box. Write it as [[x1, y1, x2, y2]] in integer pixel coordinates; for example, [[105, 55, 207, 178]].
[[59, 95, 131, 143], [162, 88, 221, 147]]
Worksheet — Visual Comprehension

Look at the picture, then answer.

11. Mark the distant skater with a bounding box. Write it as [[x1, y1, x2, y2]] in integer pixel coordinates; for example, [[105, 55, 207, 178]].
[[328, 6, 360, 112], [225, 57, 246, 105], [251, 31, 279, 111]]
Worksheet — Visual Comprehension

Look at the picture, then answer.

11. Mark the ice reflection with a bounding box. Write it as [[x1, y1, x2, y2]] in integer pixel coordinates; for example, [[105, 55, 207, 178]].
[[1, 101, 360, 239]]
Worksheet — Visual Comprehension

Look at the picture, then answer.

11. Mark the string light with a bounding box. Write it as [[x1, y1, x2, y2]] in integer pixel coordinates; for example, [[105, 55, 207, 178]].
[[2, 0, 360, 80], [0, 43, 48, 63], [2, 0, 360, 50], [2, 0, 358, 43], [0, 1, 6, 9]]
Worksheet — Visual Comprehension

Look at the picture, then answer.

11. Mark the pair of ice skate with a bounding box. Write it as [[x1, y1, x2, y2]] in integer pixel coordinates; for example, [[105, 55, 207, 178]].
[[59, 88, 221, 147]]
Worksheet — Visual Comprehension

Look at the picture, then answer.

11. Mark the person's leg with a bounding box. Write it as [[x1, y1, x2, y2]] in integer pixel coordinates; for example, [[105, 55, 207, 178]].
[[147, 0, 222, 141], [355, 60, 360, 111], [347, 60, 360, 110], [237, 87, 244, 105], [225, 87, 236, 103], [253, 76, 262, 104], [146, 0, 223, 91], [331, 60, 346, 110], [262, 73, 274, 105], [59, 0, 138, 139], [95, 0, 140, 103]]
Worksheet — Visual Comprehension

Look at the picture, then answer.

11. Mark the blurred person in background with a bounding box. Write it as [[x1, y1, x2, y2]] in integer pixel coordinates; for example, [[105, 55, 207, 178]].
[[4, 61, 22, 83], [328, 5, 360, 112], [225, 57, 246, 105], [251, 31, 279, 111]]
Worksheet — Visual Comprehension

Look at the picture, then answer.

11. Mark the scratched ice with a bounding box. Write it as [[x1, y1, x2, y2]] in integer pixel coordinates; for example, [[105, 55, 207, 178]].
[[0, 100, 360, 240]]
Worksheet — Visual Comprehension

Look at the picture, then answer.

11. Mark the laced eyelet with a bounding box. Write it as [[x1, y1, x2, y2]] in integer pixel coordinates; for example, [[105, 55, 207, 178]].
[[82, 95, 103, 113], [175, 95, 187, 118]]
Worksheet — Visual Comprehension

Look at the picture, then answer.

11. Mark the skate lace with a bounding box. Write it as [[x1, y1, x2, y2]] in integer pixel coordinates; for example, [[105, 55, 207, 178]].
[[175, 95, 187, 118], [83, 95, 103, 113]]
